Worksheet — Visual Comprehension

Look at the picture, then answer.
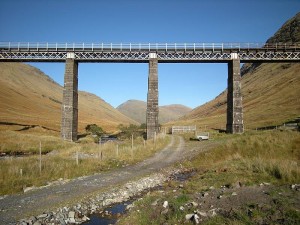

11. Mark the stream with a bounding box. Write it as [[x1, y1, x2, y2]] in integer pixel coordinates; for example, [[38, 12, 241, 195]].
[[83, 170, 196, 224]]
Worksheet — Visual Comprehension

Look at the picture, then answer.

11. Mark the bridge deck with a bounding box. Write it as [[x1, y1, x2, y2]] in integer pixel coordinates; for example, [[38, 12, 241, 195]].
[[0, 42, 299, 62]]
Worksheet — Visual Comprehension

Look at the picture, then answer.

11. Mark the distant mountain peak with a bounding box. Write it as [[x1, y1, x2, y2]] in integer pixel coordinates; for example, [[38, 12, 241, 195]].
[[117, 100, 192, 124]]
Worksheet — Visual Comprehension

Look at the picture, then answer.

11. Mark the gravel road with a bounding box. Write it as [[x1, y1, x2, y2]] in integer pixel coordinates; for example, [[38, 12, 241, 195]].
[[0, 135, 197, 224]]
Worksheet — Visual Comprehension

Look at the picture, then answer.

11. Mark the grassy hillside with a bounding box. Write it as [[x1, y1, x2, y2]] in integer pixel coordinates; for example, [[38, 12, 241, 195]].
[[117, 100, 191, 124], [171, 13, 300, 130], [0, 63, 137, 134], [175, 63, 300, 130]]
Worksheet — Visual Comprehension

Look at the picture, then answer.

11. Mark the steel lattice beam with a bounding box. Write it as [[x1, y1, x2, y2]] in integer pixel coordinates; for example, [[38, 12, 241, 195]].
[[0, 50, 299, 62]]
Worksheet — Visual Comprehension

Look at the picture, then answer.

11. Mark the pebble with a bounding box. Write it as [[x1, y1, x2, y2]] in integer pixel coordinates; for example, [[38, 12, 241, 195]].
[[17, 170, 188, 225], [190, 201, 198, 207], [151, 199, 160, 206], [198, 211, 207, 217], [291, 184, 300, 191], [163, 201, 169, 208], [37, 214, 48, 219], [185, 213, 194, 220], [23, 186, 37, 193], [202, 192, 209, 197], [161, 208, 168, 215]]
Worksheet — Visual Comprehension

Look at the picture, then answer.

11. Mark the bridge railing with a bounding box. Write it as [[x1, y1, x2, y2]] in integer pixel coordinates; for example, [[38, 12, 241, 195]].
[[0, 42, 299, 52]]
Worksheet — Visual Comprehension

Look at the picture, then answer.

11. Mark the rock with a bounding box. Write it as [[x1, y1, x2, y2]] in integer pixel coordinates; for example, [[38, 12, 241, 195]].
[[82, 215, 90, 222], [260, 182, 271, 186], [185, 213, 200, 224], [179, 206, 185, 211], [209, 186, 215, 190], [194, 214, 200, 224], [234, 181, 242, 188], [126, 204, 134, 210], [179, 184, 184, 188], [17, 171, 171, 225], [190, 201, 198, 207], [163, 201, 168, 208], [29, 216, 37, 223], [232, 192, 238, 196], [37, 213, 48, 219], [185, 213, 194, 220], [161, 208, 168, 214], [59, 219, 66, 225], [33, 222, 42, 225], [68, 217, 76, 223], [217, 195, 222, 199], [198, 211, 207, 217], [202, 192, 209, 197], [68, 211, 75, 218], [23, 186, 37, 193], [208, 209, 217, 217], [151, 199, 160, 206], [291, 184, 300, 191]]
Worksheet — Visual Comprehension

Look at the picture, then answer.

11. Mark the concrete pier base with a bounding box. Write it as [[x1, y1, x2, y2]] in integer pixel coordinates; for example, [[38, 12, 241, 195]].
[[146, 54, 159, 140], [61, 56, 78, 141], [226, 57, 244, 134]]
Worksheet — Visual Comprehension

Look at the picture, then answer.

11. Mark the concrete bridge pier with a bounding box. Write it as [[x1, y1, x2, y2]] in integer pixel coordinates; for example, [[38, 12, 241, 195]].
[[146, 53, 159, 140], [226, 55, 244, 134], [61, 53, 78, 141]]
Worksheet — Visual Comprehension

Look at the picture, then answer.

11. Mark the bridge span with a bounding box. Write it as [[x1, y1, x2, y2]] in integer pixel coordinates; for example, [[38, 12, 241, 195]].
[[1, 42, 299, 141]]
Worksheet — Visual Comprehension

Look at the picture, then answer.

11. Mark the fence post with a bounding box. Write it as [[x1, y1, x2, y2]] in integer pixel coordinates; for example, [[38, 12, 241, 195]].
[[39, 141, 42, 174], [76, 150, 79, 166], [99, 138, 102, 160], [20, 169, 23, 177], [131, 134, 134, 150]]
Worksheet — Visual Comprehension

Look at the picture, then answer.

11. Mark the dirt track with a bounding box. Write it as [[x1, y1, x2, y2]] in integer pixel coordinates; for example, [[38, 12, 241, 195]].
[[0, 135, 211, 224]]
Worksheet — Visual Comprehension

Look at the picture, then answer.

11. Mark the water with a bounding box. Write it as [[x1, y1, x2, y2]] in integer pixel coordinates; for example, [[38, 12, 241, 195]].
[[83, 200, 132, 225], [83, 171, 195, 224], [171, 170, 196, 182]]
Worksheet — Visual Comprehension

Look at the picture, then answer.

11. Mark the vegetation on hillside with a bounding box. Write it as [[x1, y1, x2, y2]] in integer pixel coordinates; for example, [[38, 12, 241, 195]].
[[170, 12, 300, 130], [0, 130, 170, 195], [117, 100, 191, 124], [0, 63, 137, 133], [118, 130, 300, 225]]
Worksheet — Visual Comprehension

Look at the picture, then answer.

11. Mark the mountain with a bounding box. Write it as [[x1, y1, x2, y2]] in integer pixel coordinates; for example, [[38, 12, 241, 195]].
[[0, 63, 137, 133], [171, 12, 300, 130], [117, 100, 192, 124]]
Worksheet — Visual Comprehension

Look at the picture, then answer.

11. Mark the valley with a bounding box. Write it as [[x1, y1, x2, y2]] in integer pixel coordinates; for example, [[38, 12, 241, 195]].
[[0, 10, 299, 225]]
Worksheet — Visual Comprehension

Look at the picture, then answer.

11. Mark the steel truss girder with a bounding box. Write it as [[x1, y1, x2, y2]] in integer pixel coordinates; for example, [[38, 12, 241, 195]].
[[0, 51, 67, 61], [0, 50, 299, 62]]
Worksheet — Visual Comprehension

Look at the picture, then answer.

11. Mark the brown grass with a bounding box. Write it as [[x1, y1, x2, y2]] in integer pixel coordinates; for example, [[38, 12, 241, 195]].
[[0, 131, 170, 195], [118, 130, 300, 225], [0, 62, 137, 133], [170, 63, 300, 130]]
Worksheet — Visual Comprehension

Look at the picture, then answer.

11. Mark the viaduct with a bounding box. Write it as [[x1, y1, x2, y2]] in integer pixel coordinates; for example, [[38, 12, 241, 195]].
[[0, 42, 299, 141]]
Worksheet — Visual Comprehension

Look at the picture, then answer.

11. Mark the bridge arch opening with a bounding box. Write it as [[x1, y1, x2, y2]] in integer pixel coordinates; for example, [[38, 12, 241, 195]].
[[159, 63, 228, 130]]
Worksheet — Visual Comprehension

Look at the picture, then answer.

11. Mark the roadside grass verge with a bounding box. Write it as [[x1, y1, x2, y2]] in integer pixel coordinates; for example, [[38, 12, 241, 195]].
[[0, 130, 73, 154], [118, 130, 300, 225], [0, 132, 170, 195]]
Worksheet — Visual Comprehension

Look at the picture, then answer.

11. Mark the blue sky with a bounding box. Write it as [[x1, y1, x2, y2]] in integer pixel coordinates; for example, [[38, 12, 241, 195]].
[[0, 0, 299, 108]]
